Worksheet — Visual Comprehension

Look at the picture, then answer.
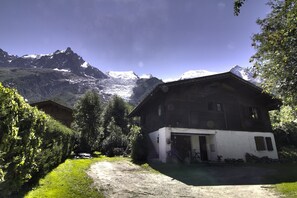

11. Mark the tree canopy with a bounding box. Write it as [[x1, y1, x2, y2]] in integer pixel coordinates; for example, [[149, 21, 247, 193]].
[[250, 0, 297, 108], [234, 0, 246, 15], [73, 90, 103, 152]]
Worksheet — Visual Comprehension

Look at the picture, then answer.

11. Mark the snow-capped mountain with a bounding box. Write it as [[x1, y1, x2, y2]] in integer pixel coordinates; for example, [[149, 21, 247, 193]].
[[3, 47, 107, 79], [230, 65, 262, 85], [0, 48, 17, 65], [180, 70, 217, 80], [0, 48, 260, 107], [0, 48, 162, 106], [103, 71, 159, 101], [139, 74, 153, 79], [107, 71, 139, 80]]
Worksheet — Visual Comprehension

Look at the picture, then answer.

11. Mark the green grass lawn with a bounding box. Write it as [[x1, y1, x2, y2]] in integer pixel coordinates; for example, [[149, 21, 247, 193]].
[[276, 182, 297, 198], [25, 156, 125, 198]]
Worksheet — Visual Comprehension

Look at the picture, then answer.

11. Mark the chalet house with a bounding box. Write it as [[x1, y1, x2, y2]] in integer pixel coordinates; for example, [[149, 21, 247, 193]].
[[31, 100, 73, 127], [129, 72, 281, 163]]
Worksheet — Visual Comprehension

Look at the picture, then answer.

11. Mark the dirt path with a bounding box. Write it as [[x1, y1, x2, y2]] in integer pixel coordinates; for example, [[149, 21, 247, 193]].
[[87, 160, 281, 198]]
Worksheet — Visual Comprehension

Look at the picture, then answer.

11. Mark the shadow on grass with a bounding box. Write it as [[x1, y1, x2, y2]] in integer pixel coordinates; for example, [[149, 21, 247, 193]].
[[149, 162, 297, 186]]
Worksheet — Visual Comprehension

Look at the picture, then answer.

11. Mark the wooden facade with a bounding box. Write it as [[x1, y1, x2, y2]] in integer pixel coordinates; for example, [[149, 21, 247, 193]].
[[130, 72, 281, 133], [31, 100, 73, 127]]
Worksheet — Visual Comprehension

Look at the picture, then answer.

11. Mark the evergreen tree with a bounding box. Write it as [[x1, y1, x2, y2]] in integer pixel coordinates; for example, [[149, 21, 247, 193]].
[[102, 95, 130, 136], [101, 117, 128, 156], [73, 90, 103, 153]]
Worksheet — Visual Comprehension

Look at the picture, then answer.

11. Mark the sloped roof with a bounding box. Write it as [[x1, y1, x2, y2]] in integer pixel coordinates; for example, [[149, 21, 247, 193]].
[[30, 100, 73, 113], [129, 72, 281, 117]]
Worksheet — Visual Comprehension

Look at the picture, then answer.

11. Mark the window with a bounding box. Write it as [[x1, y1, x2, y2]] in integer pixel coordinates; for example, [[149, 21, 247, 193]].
[[249, 107, 259, 119], [216, 103, 223, 112], [265, 137, 273, 151], [254, 136, 266, 151], [158, 105, 162, 116], [208, 101, 223, 112], [254, 136, 274, 151]]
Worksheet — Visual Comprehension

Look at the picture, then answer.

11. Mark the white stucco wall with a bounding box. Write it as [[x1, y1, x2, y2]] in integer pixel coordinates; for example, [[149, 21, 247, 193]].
[[152, 127, 278, 163], [190, 135, 200, 155], [206, 135, 218, 161], [148, 130, 159, 155], [158, 127, 171, 162], [215, 130, 278, 160]]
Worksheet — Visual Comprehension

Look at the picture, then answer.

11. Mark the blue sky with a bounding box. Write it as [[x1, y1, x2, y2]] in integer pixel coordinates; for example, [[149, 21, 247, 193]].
[[0, 0, 270, 79]]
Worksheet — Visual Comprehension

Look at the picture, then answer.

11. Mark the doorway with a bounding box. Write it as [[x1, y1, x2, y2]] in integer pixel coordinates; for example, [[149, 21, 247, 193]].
[[199, 136, 208, 161]]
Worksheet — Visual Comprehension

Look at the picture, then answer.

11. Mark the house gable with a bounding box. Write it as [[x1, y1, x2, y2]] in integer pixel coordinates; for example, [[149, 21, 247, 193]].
[[31, 100, 74, 127], [130, 72, 281, 133]]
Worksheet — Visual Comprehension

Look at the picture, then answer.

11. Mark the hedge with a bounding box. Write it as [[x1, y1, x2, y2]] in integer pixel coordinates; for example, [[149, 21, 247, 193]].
[[0, 83, 76, 197]]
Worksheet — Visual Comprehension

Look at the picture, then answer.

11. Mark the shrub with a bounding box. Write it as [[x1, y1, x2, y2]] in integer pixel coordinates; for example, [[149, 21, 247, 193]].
[[131, 129, 148, 163], [245, 153, 276, 163], [278, 146, 297, 162], [0, 83, 75, 197], [101, 118, 128, 157]]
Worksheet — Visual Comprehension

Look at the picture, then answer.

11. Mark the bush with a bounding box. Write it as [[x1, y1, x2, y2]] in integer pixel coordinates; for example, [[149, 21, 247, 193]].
[[131, 130, 148, 163], [101, 118, 128, 157], [0, 83, 75, 197], [245, 153, 276, 163], [278, 146, 297, 162]]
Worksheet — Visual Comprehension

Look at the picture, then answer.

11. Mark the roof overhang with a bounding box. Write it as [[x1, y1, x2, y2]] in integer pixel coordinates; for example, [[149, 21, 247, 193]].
[[129, 72, 282, 117]]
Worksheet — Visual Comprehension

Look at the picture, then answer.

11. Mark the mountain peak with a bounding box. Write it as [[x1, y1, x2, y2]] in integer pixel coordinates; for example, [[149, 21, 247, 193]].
[[107, 71, 139, 80], [65, 47, 73, 53], [180, 70, 217, 80], [139, 74, 153, 79], [54, 47, 74, 55]]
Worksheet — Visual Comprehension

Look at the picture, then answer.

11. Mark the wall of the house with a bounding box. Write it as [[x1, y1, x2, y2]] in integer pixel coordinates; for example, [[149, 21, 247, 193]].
[[148, 130, 159, 155], [141, 97, 166, 133], [158, 128, 171, 163], [190, 135, 200, 154], [162, 79, 273, 132], [153, 127, 278, 163], [34, 103, 73, 127], [215, 130, 278, 160]]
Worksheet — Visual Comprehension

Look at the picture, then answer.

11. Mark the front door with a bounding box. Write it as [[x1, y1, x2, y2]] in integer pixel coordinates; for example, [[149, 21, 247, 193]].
[[199, 136, 208, 161]]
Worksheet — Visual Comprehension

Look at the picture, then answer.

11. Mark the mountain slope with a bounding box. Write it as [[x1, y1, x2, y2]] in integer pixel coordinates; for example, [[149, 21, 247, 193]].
[[0, 48, 258, 108], [0, 48, 162, 106], [4, 47, 107, 79]]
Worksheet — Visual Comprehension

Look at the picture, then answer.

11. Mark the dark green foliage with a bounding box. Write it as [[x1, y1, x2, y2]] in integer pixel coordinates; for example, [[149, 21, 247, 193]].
[[131, 127, 148, 163], [73, 90, 103, 153], [245, 153, 276, 163], [234, 0, 246, 16], [0, 83, 75, 197], [101, 118, 128, 156], [102, 96, 130, 136], [278, 146, 297, 162], [251, 0, 297, 107], [270, 106, 297, 150]]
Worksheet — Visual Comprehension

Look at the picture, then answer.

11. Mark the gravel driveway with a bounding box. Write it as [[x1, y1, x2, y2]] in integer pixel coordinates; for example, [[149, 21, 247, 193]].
[[87, 160, 281, 198]]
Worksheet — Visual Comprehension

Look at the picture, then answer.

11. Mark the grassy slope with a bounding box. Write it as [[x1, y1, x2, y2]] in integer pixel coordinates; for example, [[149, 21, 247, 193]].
[[25, 156, 125, 198]]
